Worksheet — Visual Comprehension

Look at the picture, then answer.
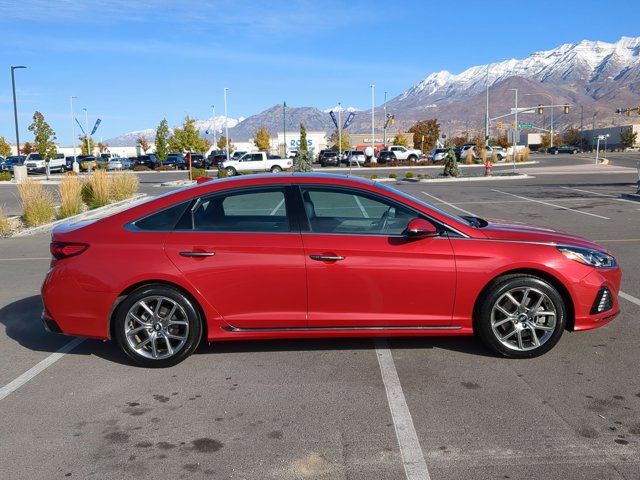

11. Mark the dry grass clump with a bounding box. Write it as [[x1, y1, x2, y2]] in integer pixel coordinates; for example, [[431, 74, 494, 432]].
[[82, 170, 110, 208], [109, 172, 139, 201], [464, 148, 475, 165], [58, 175, 84, 219], [18, 180, 56, 227], [0, 207, 11, 236]]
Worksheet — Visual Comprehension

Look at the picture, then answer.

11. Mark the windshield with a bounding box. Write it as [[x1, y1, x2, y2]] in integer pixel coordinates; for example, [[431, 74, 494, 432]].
[[376, 182, 479, 228]]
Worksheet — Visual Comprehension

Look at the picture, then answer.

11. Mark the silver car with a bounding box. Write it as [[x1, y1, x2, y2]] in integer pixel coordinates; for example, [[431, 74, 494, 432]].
[[106, 157, 134, 170]]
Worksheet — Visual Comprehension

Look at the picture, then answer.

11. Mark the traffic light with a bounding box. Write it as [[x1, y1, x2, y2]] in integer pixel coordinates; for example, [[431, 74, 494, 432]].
[[637, 106, 640, 115], [497, 120, 503, 129], [537, 104, 544, 115], [563, 104, 570, 114], [627, 108, 631, 116]]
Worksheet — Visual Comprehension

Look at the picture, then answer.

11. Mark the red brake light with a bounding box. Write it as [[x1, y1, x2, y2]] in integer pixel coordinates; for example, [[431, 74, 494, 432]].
[[50, 242, 89, 260]]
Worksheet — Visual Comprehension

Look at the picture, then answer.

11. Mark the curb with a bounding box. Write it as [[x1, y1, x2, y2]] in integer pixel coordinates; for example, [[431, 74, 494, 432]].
[[413, 174, 532, 183], [314, 161, 538, 172], [12, 194, 148, 238]]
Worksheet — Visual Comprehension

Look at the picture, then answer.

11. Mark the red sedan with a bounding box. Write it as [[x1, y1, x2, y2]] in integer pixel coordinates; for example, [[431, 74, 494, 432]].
[[42, 174, 621, 367]]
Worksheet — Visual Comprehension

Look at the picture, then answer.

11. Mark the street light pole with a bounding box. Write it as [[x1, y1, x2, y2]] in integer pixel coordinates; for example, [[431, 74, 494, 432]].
[[485, 65, 489, 147], [10, 65, 27, 156], [512, 88, 518, 172], [383, 91, 387, 148], [338, 102, 342, 160], [83, 108, 91, 157], [210, 105, 216, 148], [224, 88, 229, 162], [70, 96, 78, 170], [370, 84, 375, 163], [283, 101, 286, 159]]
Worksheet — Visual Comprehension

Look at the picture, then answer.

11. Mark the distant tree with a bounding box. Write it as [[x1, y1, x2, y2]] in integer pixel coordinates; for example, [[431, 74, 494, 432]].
[[78, 135, 96, 155], [495, 135, 510, 149], [299, 123, 308, 152], [328, 130, 350, 152], [473, 133, 485, 153], [136, 136, 150, 153], [97, 141, 108, 154], [450, 135, 468, 148], [22, 142, 34, 154], [563, 127, 581, 147], [155, 119, 170, 162], [216, 135, 235, 154], [28, 111, 57, 161], [255, 126, 271, 152], [393, 132, 408, 147], [408, 119, 440, 152], [621, 128, 638, 149], [168, 116, 209, 154], [540, 132, 551, 149], [0, 136, 11, 158], [443, 148, 459, 177]]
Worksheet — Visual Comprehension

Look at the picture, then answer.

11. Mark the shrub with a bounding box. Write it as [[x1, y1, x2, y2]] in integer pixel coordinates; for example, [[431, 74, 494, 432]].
[[82, 170, 110, 208], [389, 173, 397, 179], [109, 172, 139, 201], [405, 171, 414, 179], [217, 169, 228, 179], [58, 175, 83, 219], [133, 165, 151, 171], [443, 148, 460, 177], [0, 207, 11, 236], [155, 165, 175, 171], [369, 174, 378, 179], [18, 180, 56, 227], [191, 168, 207, 179], [463, 149, 475, 164], [480, 148, 488, 164], [0, 172, 11, 182]]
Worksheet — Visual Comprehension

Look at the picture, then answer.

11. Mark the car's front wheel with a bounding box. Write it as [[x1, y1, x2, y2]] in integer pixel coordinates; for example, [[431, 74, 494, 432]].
[[475, 275, 566, 358], [225, 167, 237, 176], [114, 285, 203, 368]]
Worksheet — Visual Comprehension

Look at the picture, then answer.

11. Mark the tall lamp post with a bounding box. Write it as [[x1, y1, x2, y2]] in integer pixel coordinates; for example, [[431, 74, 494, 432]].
[[224, 88, 229, 162], [210, 105, 217, 148], [511, 88, 518, 172], [338, 102, 342, 160], [70, 96, 78, 170], [10, 65, 27, 156], [370, 84, 375, 163]]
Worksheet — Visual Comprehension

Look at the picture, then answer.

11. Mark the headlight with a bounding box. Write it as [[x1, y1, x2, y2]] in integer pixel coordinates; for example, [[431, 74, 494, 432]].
[[557, 246, 617, 269]]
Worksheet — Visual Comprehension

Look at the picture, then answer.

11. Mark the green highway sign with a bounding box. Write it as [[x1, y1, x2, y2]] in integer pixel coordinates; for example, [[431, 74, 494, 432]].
[[518, 123, 533, 128]]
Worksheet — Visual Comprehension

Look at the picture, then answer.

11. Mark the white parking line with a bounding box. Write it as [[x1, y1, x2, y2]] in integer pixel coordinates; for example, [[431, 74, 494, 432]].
[[620, 291, 640, 307], [0, 337, 84, 401], [490, 189, 610, 220], [0, 257, 51, 262], [375, 338, 430, 480], [560, 186, 638, 204], [421, 191, 476, 216]]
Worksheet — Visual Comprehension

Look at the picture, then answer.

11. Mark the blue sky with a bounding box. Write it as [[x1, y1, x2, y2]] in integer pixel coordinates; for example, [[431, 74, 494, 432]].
[[0, 0, 639, 144]]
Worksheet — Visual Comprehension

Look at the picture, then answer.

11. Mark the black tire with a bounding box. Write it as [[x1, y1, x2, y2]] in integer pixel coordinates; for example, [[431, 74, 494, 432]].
[[408, 155, 418, 162], [113, 285, 203, 368], [271, 165, 282, 173], [225, 167, 236, 176], [474, 275, 566, 358]]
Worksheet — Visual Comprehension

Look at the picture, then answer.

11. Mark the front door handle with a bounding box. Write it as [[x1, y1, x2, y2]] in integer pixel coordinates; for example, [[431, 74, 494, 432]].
[[179, 251, 215, 257], [309, 254, 345, 262]]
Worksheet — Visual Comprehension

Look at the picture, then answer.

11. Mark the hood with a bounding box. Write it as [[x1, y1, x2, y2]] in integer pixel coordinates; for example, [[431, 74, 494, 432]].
[[479, 218, 606, 251]]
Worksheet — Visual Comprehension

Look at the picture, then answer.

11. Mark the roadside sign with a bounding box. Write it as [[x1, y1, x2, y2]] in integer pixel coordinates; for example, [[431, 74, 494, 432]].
[[518, 123, 533, 128]]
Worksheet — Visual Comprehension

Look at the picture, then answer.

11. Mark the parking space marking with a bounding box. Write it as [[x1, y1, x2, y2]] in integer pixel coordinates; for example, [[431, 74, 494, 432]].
[[0, 337, 84, 401], [560, 186, 638, 204], [490, 189, 610, 220], [620, 291, 640, 307], [0, 257, 51, 262], [421, 191, 476, 216], [375, 339, 430, 480]]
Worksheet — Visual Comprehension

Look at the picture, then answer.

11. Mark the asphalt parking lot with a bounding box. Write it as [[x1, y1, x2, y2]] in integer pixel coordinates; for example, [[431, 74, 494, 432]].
[[1, 154, 640, 479]]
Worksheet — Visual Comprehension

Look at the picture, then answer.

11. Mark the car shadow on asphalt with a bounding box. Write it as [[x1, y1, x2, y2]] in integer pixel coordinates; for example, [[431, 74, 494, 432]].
[[0, 295, 495, 368]]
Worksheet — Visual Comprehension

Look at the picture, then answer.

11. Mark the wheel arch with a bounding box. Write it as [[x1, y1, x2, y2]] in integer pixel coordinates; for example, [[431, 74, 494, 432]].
[[108, 279, 209, 342], [472, 268, 576, 332]]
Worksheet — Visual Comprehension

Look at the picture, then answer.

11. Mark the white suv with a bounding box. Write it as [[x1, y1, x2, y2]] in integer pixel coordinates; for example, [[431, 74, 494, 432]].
[[25, 153, 66, 174]]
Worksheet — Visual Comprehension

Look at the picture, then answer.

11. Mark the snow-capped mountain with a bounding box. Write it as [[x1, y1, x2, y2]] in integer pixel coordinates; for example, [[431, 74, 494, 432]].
[[322, 105, 359, 113]]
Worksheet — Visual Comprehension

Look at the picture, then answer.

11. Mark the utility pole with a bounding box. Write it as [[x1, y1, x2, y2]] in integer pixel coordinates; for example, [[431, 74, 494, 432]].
[[282, 101, 286, 159], [592, 112, 597, 150], [512, 88, 518, 172], [485, 65, 489, 147], [10, 65, 27, 157], [224, 88, 229, 162], [383, 91, 388, 148], [370, 84, 375, 163], [580, 105, 584, 149], [338, 102, 342, 160]]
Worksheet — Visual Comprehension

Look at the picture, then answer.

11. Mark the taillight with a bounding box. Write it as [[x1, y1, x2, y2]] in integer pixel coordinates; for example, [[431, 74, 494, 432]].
[[50, 242, 89, 260]]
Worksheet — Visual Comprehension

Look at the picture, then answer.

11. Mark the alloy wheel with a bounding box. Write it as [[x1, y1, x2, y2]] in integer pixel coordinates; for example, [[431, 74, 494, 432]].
[[490, 287, 557, 351]]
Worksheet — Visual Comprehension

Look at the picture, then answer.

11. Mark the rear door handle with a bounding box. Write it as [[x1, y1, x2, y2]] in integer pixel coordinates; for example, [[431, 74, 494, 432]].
[[309, 254, 345, 262], [179, 251, 215, 257]]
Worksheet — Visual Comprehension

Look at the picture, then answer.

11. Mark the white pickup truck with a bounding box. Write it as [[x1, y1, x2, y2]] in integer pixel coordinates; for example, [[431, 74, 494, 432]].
[[219, 152, 292, 176], [24, 153, 66, 174], [387, 145, 422, 161]]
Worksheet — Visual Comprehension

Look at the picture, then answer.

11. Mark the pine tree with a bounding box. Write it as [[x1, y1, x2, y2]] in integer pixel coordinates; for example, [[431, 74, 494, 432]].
[[443, 147, 459, 177], [299, 123, 308, 152], [0, 136, 11, 158], [620, 128, 638, 149], [155, 119, 170, 162]]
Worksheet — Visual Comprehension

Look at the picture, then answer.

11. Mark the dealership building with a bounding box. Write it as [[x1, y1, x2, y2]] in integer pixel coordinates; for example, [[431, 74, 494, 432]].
[[347, 132, 415, 150], [580, 124, 640, 149]]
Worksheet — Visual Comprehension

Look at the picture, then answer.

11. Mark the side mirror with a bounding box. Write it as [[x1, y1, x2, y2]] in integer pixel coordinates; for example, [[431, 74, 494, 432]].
[[403, 218, 439, 239]]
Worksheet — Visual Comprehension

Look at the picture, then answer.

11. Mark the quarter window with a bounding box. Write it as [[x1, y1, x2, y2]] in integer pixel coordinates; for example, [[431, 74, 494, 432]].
[[301, 188, 415, 235]]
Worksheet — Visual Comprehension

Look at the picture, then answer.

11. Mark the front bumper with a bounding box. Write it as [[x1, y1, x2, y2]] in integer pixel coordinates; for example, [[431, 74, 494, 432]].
[[572, 267, 622, 331]]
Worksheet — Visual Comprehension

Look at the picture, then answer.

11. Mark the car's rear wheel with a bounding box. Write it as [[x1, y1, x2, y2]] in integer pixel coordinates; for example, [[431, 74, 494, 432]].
[[114, 285, 202, 368], [475, 275, 566, 358], [225, 167, 236, 176], [271, 165, 283, 173], [408, 155, 418, 162]]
